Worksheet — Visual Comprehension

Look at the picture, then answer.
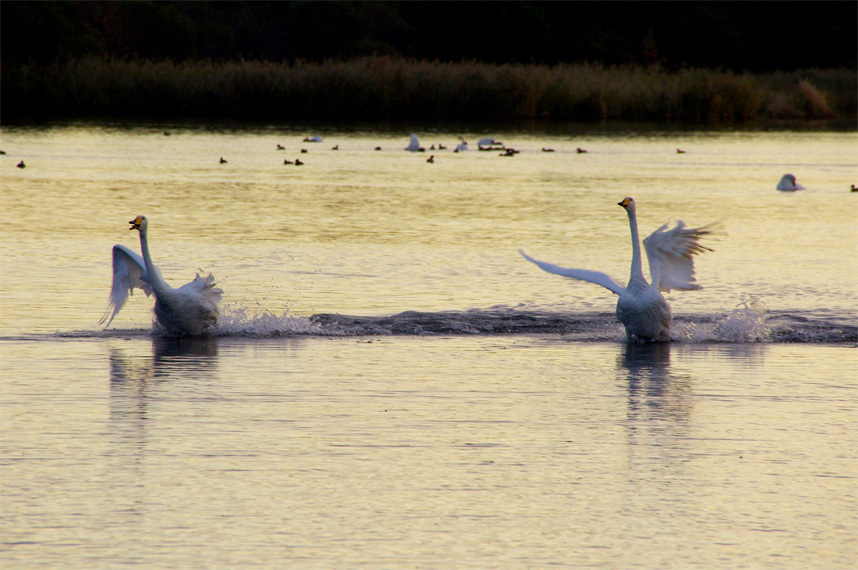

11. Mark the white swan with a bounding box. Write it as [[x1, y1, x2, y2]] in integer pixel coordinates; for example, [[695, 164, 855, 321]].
[[777, 174, 804, 191], [477, 137, 503, 147], [100, 216, 223, 336], [520, 197, 714, 342], [406, 133, 422, 152]]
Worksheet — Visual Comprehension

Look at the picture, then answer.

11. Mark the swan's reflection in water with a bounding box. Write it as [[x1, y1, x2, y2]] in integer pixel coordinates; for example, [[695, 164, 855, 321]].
[[107, 337, 220, 453], [620, 342, 691, 422], [617, 342, 695, 491]]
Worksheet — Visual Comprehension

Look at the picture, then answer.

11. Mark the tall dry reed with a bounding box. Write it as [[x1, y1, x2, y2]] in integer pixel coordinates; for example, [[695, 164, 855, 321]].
[[3, 56, 855, 123]]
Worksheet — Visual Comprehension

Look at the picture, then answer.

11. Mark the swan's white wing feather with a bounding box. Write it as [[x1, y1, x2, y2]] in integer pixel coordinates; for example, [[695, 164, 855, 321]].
[[100, 244, 154, 326], [178, 273, 224, 312], [643, 221, 714, 292], [519, 250, 626, 295]]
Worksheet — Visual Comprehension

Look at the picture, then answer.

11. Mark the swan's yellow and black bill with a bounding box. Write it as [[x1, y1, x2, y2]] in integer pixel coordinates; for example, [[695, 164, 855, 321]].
[[618, 198, 632, 208], [129, 216, 144, 230]]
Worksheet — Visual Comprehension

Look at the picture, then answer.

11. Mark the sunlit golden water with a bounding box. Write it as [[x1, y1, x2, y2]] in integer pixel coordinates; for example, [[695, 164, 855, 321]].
[[1, 124, 856, 569]]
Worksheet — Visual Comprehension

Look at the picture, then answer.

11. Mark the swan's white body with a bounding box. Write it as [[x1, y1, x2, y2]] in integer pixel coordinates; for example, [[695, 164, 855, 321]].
[[100, 216, 223, 336], [406, 133, 421, 152], [477, 137, 502, 147], [777, 174, 804, 191], [520, 197, 713, 342]]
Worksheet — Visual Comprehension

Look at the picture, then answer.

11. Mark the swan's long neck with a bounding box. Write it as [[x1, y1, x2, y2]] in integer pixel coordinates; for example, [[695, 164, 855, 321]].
[[627, 206, 647, 286], [139, 226, 170, 295]]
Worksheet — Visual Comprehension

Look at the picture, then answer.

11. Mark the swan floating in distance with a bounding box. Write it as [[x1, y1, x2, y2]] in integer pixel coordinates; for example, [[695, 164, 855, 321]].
[[405, 133, 425, 152], [777, 174, 804, 191], [455, 136, 468, 152], [303, 136, 323, 142], [520, 197, 715, 342], [101, 216, 223, 336], [478, 137, 503, 147]]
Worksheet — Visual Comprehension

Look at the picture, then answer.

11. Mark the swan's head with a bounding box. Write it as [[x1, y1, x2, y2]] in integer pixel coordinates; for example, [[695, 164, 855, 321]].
[[129, 215, 147, 231], [618, 197, 635, 210]]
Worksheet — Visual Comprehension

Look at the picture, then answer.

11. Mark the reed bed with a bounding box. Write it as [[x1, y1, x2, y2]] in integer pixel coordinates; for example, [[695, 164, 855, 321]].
[[4, 56, 855, 123]]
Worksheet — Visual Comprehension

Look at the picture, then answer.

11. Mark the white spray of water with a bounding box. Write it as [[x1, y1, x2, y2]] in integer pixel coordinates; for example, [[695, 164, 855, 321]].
[[215, 304, 325, 337], [678, 297, 770, 343]]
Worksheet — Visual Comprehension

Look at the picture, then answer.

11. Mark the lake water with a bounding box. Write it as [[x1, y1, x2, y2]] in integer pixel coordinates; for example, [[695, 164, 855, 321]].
[[1, 123, 856, 569]]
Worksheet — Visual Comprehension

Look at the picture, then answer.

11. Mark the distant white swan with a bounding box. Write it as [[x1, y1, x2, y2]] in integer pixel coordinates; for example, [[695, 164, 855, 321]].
[[777, 174, 804, 191], [303, 136, 323, 142], [101, 216, 223, 336], [477, 137, 503, 147], [520, 197, 714, 342], [406, 133, 422, 152], [455, 136, 468, 152]]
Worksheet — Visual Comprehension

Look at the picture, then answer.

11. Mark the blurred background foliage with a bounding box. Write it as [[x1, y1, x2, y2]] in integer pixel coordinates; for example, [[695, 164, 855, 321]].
[[3, 1, 855, 71]]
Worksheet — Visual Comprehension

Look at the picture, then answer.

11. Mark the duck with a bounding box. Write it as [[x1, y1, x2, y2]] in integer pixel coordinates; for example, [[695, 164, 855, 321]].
[[219, 157, 227, 164], [427, 155, 434, 163]]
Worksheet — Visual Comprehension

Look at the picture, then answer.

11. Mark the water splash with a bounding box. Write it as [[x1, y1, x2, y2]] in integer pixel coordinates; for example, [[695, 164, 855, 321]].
[[215, 304, 325, 337], [677, 297, 771, 343], [713, 297, 772, 342]]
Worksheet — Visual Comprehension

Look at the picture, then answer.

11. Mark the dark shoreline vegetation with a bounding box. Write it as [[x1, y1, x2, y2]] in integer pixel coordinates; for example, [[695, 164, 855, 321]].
[[3, 57, 856, 126]]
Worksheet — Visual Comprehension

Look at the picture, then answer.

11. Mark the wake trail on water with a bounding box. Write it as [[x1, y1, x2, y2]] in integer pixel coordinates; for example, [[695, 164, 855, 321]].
[[208, 298, 854, 344], [9, 299, 855, 344]]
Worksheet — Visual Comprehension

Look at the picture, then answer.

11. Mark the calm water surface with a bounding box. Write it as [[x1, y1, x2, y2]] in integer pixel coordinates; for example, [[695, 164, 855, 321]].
[[1, 124, 856, 569]]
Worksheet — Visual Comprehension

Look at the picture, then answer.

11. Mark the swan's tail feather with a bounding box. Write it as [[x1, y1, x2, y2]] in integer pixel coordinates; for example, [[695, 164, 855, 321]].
[[190, 273, 224, 308]]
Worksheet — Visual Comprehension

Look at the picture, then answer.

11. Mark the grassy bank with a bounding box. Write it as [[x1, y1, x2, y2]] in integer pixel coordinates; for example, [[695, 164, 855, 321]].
[[3, 56, 855, 124]]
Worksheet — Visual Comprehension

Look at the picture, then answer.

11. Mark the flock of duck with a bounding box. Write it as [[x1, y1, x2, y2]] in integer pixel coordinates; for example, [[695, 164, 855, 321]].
[[206, 135, 852, 195]]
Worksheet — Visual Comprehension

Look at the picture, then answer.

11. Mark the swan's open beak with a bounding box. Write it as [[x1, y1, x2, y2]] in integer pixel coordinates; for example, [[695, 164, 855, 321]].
[[129, 217, 142, 230]]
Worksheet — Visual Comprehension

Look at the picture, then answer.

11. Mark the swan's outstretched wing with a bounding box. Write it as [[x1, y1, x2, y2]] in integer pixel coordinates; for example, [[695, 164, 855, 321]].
[[100, 244, 154, 326], [643, 222, 714, 292], [519, 250, 626, 295]]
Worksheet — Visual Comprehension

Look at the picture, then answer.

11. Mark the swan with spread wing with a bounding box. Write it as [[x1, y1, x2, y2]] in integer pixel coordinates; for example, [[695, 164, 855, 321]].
[[100, 216, 223, 336], [520, 197, 714, 342]]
